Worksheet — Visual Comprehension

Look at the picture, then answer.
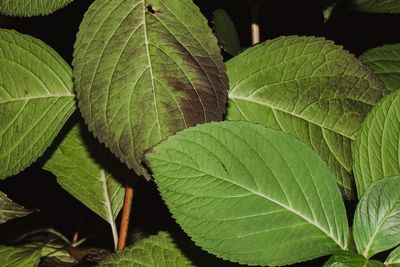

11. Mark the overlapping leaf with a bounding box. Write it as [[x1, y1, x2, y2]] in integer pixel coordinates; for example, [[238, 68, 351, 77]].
[[145, 121, 349, 266], [212, 9, 242, 56], [0, 0, 74, 16], [0, 29, 75, 180], [324, 252, 384, 267], [43, 123, 125, 248], [0, 191, 32, 224], [73, 0, 228, 180], [353, 176, 400, 258], [98, 232, 193, 266], [226, 36, 386, 198], [360, 44, 400, 91], [353, 91, 400, 197], [349, 0, 400, 14], [0, 245, 42, 267], [386, 246, 400, 266]]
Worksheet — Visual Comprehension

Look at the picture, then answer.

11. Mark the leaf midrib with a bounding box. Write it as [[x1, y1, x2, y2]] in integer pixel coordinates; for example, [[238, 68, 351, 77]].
[[0, 94, 75, 105]]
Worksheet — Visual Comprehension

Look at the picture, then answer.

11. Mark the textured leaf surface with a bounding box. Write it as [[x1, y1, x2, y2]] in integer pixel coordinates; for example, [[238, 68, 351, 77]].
[[43, 123, 125, 247], [353, 91, 400, 197], [0, 0, 74, 16], [0, 191, 32, 224], [145, 121, 349, 266], [324, 252, 384, 267], [73, 0, 228, 180], [98, 232, 193, 266], [212, 9, 241, 56], [0, 245, 42, 267], [350, 0, 400, 14], [386, 246, 400, 266], [360, 44, 400, 91], [353, 176, 400, 258], [0, 29, 75, 179], [226, 36, 386, 198]]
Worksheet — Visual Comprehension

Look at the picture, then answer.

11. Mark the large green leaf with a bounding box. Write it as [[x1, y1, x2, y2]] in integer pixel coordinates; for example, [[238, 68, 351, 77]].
[[98, 232, 193, 266], [73, 0, 228, 180], [226, 35, 386, 198], [0, 191, 32, 224], [212, 9, 242, 56], [145, 121, 349, 266], [0, 0, 74, 17], [386, 246, 400, 266], [0, 29, 75, 179], [0, 245, 42, 267], [349, 0, 400, 14], [43, 123, 125, 248], [353, 176, 400, 259], [324, 252, 384, 267], [353, 91, 400, 197], [360, 44, 400, 92]]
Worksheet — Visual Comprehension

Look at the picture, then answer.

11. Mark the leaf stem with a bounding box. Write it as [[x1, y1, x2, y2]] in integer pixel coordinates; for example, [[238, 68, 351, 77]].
[[117, 184, 134, 250], [247, 0, 264, 45]]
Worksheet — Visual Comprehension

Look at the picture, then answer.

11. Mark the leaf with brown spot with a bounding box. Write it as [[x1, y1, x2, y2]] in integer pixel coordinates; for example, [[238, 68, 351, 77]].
[[73, 0, 228, 179]]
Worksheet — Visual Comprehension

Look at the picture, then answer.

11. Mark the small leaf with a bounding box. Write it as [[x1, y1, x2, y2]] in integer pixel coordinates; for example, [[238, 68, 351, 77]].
[[353, 176, 400, 258], [324, 251, 384, 267], [212, 9, 242, 56], [145, 121, 349, 266], [0, 0, 74, 17], [0, 29, 75, 180], [0, 191, 32, 224], [73, 0, 228, 180], [353, 91, 400, 197], [349, 0, 400, 14], [226, 35, 386, 198], [0, 245, 42, 267], [98, 232, 193, 266], [43, 123, 125, 248], [386, 246, 400, 266], [360, 44, 400, 91]]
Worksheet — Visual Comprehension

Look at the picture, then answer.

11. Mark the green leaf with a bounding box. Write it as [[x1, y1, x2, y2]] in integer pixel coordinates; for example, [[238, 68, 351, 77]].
[[98, 232, 193, 266], [353, 176, 400, 259], [0, 0, 74, 17], [43, 123, 125, 248], [0, 29, 75, 180], [73, 0, 228, 180], [0, 191, 32, 224], [349, 0, 400, 14], [353, 91, 400, 197], [0, 245, 42, 267], [324, 251, 384, 267], [226, 36, 386, 198], [360, 44, 400, 92], [145, 121, 349, 266], [386, 246, 400, 266], [212, 9, 242, 56]]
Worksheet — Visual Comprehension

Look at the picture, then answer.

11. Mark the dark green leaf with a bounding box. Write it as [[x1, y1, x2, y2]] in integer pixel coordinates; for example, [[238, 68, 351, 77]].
[[212, 9, 241, 56], [145, 121, 349, 266], [226, 36, 386, 198], [349, 0, 400, 14], [0, 0, 75, 17], [0, 191, 32, 224], [0, 245, 42, 267], [73, 0, 228, 180], [324, 251, 384, 267]]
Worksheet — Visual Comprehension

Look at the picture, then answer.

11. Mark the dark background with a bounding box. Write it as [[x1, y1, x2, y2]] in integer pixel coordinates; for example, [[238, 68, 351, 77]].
[[1, 0, 400, 266]]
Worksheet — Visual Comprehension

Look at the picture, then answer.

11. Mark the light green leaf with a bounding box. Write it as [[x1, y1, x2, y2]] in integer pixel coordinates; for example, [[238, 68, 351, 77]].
[[0, 191, 32, 224], [212, 9, 242, 56], [360, 44, 400, 92], [353, 91, 400, 197], [98, 232, 193, 267], [349, 0, 400, 14], [145, 121, 349, 266], [353, 176, 400, 259], [324, 252, 384, 267], [226, 35, 386, 198], [386, 246, 400, 266], [0, 245, 42, 267], [43, 123, 125, 248], [73, 0, 228, 180], [0, 29, 75, 180], [0, 0, 74, 17]]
